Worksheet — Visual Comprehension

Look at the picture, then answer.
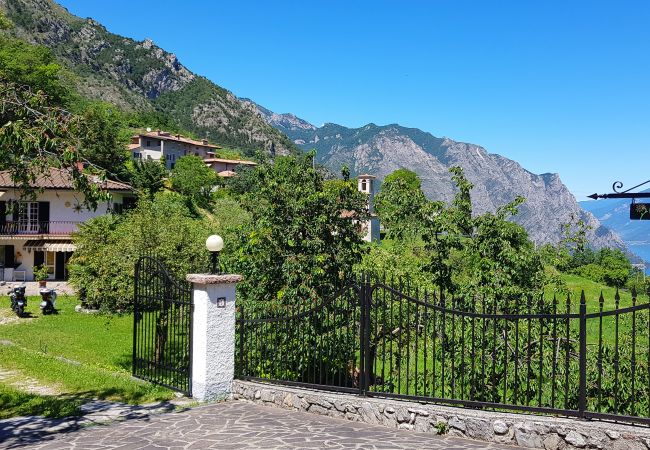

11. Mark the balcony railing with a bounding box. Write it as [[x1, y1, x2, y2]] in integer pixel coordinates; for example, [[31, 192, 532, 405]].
[[0, 221, 80, 236]]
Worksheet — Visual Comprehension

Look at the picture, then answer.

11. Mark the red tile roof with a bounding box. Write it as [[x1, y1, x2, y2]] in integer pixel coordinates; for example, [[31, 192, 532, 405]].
[[135, 131, 222, 149], [0, 167, 132, 192]]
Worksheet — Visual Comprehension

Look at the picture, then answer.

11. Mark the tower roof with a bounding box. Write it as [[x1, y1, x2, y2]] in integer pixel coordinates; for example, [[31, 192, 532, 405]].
[[358, 174, 376, 179]]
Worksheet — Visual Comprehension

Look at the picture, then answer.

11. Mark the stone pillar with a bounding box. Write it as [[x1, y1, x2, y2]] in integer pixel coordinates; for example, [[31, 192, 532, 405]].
[[186, 273, 243, 402]]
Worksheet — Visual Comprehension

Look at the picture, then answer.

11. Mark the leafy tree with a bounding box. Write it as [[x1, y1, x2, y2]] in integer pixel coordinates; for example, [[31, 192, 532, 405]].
[[169, 155, 217, 207], [0, 80, 109, 208], [594, 248, 632, 287], [77, 103, 130, 180], [130, 158, 167, 200], [341, 164, 350, 181], [0, 36, 69, 104], [459, 198, 543, 299], [0, 36, 117, 207], [375, 168, 429, 241], [231, 154, 369, 308]]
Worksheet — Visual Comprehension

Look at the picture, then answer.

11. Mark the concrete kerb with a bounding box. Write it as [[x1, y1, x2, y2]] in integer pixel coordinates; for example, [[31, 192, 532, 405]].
[[233, 379, 650, 450]]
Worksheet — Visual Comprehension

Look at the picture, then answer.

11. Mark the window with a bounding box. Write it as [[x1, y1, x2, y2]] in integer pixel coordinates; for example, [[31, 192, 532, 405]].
[[146, 140, 151, 146], [133, 152, 141, 159], [157, 140, 161, 146], [17, 202, 39, 233], [45, 251, 55, 277], [361, 180, 367, 191]]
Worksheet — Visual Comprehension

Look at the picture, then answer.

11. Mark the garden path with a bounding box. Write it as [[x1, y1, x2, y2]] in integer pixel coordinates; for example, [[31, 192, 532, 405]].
[[1, 400, 515, 449]]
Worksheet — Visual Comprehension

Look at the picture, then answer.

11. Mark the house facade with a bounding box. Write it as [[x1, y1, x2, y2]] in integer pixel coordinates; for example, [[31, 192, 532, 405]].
[[204, 158, 258, 177], [129, 130, 221, 169], [0, 168, 134, 282]]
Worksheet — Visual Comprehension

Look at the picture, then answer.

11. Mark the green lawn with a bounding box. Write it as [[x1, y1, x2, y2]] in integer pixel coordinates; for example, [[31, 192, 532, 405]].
[[0, 294, 174, 418]]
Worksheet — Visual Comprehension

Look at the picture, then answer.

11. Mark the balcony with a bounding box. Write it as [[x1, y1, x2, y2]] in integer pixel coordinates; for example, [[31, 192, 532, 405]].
[[0, 221, 80, 237]]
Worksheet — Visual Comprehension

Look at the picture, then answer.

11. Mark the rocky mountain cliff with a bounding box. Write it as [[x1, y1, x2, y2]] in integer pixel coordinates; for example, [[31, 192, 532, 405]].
[[251, 105, 623, 248], [0, 0, 297, 156]]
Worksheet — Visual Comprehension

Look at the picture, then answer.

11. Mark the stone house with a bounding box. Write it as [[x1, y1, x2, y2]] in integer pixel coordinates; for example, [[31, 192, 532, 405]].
[[129, 130, 221, 169]]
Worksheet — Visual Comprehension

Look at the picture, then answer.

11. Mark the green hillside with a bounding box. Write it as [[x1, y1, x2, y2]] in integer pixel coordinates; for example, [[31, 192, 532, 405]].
[[0, 0, 299, 156]]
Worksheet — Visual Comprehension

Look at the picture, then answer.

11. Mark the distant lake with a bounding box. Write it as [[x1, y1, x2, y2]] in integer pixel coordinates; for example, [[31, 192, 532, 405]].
[[628, 242, 650, 274]]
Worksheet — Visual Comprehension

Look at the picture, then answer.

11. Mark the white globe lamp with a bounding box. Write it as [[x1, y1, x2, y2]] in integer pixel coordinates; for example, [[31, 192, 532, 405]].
[[206, 235, 224, 274]]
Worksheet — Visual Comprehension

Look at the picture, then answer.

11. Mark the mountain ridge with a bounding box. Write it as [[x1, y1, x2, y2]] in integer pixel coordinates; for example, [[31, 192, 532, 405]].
[[247, 102, 624, 249]]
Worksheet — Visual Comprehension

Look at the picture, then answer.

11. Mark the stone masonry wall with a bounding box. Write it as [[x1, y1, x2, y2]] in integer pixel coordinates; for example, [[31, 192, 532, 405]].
[[233, 380, 650, 450]]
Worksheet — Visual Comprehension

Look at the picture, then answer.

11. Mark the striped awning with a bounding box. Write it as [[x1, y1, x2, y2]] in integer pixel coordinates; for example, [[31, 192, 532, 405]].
[[23, 240, 76, 252]]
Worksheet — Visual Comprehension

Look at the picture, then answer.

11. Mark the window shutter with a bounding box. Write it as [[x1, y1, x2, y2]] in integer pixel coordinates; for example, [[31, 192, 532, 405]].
[[38, 202, 50, 233], [12, 201, 18, 222], [0, 201, 5, 226], [4, 245, 14, 268]]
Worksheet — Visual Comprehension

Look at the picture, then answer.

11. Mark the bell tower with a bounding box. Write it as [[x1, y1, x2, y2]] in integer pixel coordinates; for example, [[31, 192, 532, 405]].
[[357, 174, 380, 242]]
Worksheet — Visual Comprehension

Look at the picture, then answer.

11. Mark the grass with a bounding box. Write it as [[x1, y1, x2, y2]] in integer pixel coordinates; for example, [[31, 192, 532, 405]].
[[0, 294, 174, 418], [0, 384, 83, 420]]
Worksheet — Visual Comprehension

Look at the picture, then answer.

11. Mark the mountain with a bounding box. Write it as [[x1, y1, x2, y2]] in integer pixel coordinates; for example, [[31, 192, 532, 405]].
[[581, 192, 650, 271], [249, 105, 624, 249], [0, 0, 297, 156]]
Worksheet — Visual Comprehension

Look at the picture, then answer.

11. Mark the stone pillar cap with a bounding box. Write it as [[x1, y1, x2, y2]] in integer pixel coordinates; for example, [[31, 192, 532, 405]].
[[186, 274, 244, 284]]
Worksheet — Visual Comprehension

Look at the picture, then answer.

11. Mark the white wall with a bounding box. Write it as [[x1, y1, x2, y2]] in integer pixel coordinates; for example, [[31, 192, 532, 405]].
[[2, 190, 129, 224], [1, 190, 130, 281]]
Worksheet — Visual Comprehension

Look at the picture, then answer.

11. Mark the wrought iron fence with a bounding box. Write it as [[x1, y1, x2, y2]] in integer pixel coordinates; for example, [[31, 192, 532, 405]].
[[236, 273, 650, 425]]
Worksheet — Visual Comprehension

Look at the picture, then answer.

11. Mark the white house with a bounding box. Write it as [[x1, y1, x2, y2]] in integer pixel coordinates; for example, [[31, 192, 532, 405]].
[[0, 168, 134, 281], [129, 130, 221, 169]]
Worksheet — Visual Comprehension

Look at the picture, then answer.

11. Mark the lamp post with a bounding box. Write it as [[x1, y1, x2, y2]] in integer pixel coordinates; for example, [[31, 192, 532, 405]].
[[206, 234, 224, 274]]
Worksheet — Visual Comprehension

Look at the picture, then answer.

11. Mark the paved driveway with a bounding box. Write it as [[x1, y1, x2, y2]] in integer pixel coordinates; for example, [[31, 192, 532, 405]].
[[2, 401, 515, 450]]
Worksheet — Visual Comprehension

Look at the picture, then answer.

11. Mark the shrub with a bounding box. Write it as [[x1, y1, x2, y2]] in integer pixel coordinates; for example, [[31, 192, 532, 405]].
[[69, 193, 218, 312]]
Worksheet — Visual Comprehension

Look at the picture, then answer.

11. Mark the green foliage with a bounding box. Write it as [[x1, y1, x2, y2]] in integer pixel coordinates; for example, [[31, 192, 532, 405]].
[[0, 11, 12, 30], [375, 168, 429, 241], [33, 265, 49, 282], [572, 248, 633, 288], [170, 155, 217, 208], [561, 214, 592, 255], [77, 102, 130, 180], [130, 158, 167, 199], [231, 154, 369, 308], [69, 193, 216, 312], [0, 35, 69, 104], [0, 80, 107, 208], [341, 164, 350, 181], [434, 422, 449, 435]]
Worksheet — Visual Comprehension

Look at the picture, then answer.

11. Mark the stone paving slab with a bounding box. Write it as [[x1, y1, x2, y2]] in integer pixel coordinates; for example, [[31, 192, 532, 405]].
[[1, 400, 517, 449]]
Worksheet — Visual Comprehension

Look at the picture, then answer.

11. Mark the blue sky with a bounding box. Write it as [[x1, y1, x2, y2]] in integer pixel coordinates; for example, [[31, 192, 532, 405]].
[[58, 0, 650, 201]]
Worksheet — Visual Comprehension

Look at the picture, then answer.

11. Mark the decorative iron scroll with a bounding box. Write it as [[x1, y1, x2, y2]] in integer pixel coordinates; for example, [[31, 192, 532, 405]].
[[589, 178, 650, 200]]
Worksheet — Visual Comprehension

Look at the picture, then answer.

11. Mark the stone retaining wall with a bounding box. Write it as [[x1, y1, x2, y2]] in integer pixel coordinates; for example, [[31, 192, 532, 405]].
[[233, 380, 650, 450]]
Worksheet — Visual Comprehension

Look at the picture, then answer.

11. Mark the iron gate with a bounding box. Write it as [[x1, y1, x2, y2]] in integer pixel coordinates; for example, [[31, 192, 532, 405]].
[[133, 254, 193, 395]]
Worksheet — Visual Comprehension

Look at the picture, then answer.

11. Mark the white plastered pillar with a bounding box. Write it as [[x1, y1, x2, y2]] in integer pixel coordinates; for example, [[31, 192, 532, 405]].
[[186, 273, 243, 402]]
